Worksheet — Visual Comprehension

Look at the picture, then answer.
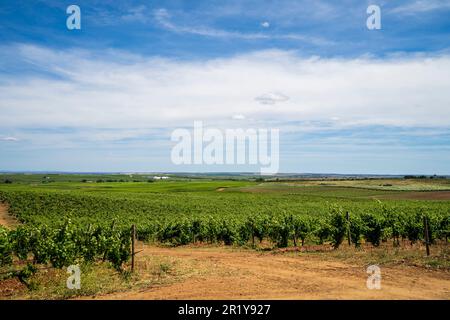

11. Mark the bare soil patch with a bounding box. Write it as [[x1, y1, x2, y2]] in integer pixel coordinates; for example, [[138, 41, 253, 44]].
[[0, 278, 27, 298], [96, 245, 450, 300], [378, 191, 450, 201], [0, 203, 19, 229]]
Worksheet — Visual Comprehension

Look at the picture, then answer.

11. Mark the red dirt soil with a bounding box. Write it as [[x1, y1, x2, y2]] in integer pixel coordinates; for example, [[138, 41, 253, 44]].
[[378, 191, 450, 201], [92, 246, 450, 300], [0, 203, 19, 229]]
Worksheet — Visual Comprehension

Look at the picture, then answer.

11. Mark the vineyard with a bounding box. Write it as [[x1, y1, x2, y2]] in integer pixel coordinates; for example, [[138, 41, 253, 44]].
[[0, 178, 449, 278], [0, 223, 131, 270]]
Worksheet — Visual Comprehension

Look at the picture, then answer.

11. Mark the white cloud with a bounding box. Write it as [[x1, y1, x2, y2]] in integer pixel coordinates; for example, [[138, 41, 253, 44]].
[[255, 92, 289, 105], [0, 137, 19, 142], [390, 0, 450, 14], [232, 114, 246, 120], [261, 21, 270, 28], [1, 45, 450, 137], [153, 8, 331, 45], [153, 8, 245, 38], [121, 5, 148, 23]]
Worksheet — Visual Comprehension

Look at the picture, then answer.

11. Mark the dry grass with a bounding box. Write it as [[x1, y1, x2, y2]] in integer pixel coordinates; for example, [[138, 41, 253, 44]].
[[277, 241, 450, 271], [1, 241, 448, 300]]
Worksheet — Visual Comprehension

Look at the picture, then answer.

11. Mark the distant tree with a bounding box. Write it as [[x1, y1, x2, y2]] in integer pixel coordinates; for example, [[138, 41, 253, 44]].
[[3, 179, 13, 184]]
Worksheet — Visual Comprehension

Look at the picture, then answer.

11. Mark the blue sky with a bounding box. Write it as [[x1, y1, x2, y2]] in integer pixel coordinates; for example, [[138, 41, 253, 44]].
[[1, 0, 450, 174]]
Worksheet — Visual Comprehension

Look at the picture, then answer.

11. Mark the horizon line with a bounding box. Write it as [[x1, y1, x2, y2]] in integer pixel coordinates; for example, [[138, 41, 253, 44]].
[[1, 171, 449, 177]]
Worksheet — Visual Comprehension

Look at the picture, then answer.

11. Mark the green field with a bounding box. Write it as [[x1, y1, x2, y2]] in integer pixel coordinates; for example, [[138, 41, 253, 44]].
[[0, 174, 449, 270], [1, 175, 449, 235], [0, 174, 449, 298], [1, 176, 449, 227]]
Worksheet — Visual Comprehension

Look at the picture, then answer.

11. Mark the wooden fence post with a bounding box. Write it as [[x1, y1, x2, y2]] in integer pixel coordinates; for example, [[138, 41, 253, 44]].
[[423, 216, 430, 256], [131, 224, 136, 272], [346, 211, 351, 246]]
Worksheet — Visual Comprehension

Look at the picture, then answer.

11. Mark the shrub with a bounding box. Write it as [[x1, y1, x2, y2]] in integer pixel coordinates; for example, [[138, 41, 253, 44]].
[[329, 205, 347, 249], [0, 226, 13, 266], [293, 215, 313, 246], [315, 217, 331, 245], [403, 211, 423, 244], [348, 213, 365, 247], [361, 212, 385, 247]]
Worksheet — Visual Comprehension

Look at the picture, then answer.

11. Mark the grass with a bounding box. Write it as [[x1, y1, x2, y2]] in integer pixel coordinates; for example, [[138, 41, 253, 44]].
[[0, 262, 129, 300], [293, 241, 450, 270], [0, 255, 191, 300]]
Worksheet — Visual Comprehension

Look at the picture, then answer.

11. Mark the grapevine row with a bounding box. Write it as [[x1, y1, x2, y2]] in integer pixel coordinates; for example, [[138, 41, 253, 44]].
[[0, 222, 131, 270]]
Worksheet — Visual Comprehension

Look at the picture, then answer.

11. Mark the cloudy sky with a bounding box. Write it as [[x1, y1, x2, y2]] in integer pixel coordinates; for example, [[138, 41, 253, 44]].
[[1, 0, 450, 174]]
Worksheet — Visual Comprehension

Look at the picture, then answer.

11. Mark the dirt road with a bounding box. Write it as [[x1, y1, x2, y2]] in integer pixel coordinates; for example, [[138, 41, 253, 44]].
[[97, 245, 450, 300]]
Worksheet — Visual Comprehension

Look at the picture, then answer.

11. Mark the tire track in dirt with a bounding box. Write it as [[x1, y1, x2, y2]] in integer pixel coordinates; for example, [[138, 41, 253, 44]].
[[96, 246, 450, 300]]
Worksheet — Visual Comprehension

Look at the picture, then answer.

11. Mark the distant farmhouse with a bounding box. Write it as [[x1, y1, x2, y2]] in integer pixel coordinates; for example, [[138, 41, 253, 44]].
[[152, 176, 169, 180]]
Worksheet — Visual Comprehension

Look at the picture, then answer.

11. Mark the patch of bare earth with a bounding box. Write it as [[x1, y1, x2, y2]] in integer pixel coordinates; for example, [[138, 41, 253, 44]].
[[96, 246, 450, 300], [0, 203, 19, 229], [377, 191, 450, 201], [0, 278, 27, 298]]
